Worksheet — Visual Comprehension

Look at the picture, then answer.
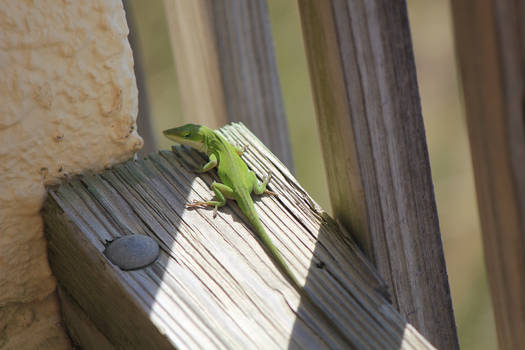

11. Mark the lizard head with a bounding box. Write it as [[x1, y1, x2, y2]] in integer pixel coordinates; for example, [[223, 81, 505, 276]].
[[163, 124, 207, 151]]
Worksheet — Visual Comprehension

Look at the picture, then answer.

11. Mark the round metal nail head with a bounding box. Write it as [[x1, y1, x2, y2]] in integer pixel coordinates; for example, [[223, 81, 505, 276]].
[[104, 234, 160, 270]]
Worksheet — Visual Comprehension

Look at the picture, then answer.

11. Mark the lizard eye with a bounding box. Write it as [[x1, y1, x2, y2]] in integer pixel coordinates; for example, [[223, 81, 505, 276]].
[[183, 132, 190, 138]]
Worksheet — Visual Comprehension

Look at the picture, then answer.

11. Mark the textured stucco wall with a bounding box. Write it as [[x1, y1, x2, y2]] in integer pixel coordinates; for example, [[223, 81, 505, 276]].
[[0, 1, 142, 348]]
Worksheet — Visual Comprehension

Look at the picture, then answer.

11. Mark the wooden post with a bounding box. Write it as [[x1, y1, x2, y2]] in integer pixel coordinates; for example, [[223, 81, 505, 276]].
[[297, 1, 458, 349], [44, 123, 435, 349], [124, 1, 156, 158], [162, 0, 227, 128], [163, 0, 294, 170], [451, 1, 525, 348]]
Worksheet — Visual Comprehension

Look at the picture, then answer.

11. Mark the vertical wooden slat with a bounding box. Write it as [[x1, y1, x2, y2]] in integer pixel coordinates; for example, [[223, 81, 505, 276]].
[[163, 0, 294, 170], [451, 1, 525, 348], [124, 1, 156, 158], [162, 0, 228, 129], [297, 1, 458, 349]]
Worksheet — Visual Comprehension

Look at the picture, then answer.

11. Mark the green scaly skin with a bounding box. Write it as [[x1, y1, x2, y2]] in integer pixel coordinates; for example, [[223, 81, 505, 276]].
[[163, 124, 302, 292]]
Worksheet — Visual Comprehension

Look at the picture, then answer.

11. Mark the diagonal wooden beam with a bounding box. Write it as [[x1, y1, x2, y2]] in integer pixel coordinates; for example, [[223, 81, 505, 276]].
[[43, 123, 435, 349]]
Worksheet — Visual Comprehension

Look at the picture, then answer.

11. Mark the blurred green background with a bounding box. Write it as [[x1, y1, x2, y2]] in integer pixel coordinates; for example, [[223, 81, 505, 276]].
[[128, 1, 496, 348]]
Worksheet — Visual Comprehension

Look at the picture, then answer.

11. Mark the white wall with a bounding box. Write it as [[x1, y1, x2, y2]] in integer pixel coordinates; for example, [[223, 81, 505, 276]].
[[0, 1, 142, 348]]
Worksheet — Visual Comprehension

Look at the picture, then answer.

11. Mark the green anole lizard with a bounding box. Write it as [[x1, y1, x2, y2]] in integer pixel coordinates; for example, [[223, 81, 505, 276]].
[[163, 124, 303, 292], [164, 124, 356, 348]]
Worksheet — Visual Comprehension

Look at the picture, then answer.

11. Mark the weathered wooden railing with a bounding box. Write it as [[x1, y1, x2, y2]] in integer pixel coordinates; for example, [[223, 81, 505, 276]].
[[10, 0, 525, 347], [43, 124, 435, 349], [156, 1, 459, 345]]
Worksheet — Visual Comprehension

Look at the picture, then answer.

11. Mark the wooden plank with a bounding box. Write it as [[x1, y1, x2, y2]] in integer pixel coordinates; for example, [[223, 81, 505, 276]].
[[162, 0, 294, 170], [451, 1, 525, 348], [43, 123, 435, 349], [297, 1, 458, 349]]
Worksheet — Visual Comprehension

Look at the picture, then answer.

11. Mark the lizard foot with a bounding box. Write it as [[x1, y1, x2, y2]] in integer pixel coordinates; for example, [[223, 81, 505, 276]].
[[186, 201, 220, 218], [185, 201, 211, 209], [264, 190, 278, 196]]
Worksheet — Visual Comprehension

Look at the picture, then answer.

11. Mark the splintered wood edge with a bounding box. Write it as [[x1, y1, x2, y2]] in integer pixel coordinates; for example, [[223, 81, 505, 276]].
[[43, 122, 435, 349]]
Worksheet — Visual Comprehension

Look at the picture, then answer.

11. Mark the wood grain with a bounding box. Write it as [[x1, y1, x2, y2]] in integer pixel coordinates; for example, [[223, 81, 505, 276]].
[[451, 1, 525, 348], [297, 1, 458, 349], [43, 123, 435, 349], [162, 0, 294, 170]]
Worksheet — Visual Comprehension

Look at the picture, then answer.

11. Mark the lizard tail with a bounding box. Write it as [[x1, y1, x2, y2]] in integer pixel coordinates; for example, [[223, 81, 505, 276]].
[[237, 191, 358, 347], [236, 191, 303, 292]]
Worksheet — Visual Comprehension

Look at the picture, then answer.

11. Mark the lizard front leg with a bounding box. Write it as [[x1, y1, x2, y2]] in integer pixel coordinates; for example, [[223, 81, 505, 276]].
[[194, 153, 217, 173], [186, 181, 235, 217]]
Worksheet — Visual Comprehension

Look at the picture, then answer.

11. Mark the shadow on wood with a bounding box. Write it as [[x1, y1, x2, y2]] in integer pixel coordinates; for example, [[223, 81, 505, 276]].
[[43, 123, 434, 349]]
